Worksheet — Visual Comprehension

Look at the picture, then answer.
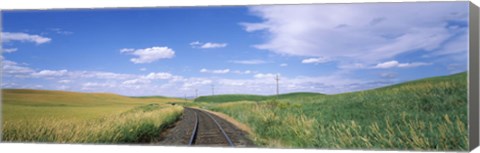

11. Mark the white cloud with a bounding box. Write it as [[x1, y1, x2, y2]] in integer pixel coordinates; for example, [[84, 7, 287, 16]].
[[374, 61, 399, 69], [49, 28, 73, 35], [242, 3, 468, 64], [32, 69, 68, 77], [422, 28, 468, 60], [397, 62, 432, 68], [122, 78, 151, 85], [57, 85, 70, 90], [121, 72, 176, 86], [280, 63, 288, 67], [338, 63, 367, 70], [82, 82, 117, 89], [143, 72, 172, 80], [120, 46, 175, 64], [139, 68, 147, 71], [181, 78, 213, 89], [201, 42, 227, 48], [2, 59, 397, 96], [58, 80, 72, 84], [254, 73, 279, 79], [189, 41, 201, 46], [2, 60, 35, 75], [3, 60, 134, 80], [230, 59, 267, 65], [2, 32, 52, 44], [302, 57, 330, 64], [120, 48, 135, 53], [190, 41, 227, 49], [3, 48, 18, 53], [232, 70, 253, 74], [379, 72, 397, 78], [215, 72, 384, 95], [373, 60, 431, 69], [69, 71, 135, 80], [199, 68, 230, 74]]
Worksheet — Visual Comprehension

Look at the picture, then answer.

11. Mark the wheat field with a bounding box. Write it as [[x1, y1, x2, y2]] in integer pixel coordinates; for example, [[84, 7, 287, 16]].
[[2, 89, 185, 143]]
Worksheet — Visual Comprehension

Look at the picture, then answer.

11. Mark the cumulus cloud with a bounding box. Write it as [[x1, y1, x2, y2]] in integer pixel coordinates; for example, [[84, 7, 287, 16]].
[[230, 59, 267, 65], [200, 68, 230, 74], [2, 60, 35, 75], [302, 57, 330, 64], [120, 46, 175, 64], [373, 60, 431, 69], [2, 32, 52, 44], [3, 48, 18, 53], [242, 3, 468, 65], [280, 63, 288, 67], [190, 41, 227, 49]]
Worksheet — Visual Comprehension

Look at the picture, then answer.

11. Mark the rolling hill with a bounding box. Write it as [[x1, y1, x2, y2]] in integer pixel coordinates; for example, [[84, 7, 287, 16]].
[[194, 92, 324, 103], [207, 72, 468, 150]]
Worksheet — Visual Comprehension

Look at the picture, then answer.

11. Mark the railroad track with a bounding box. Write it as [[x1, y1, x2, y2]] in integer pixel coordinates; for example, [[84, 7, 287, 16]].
[[187, 108, 235, 147]]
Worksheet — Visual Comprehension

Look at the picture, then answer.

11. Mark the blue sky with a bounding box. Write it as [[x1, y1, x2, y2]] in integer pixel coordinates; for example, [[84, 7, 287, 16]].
[[1, 2, 469, 97]]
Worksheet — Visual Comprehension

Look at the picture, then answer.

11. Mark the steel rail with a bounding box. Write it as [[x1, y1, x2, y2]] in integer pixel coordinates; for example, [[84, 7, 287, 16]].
[[187, 108, 235, 147], [188, 110, 199, 145], [201, 109, 235, 147]]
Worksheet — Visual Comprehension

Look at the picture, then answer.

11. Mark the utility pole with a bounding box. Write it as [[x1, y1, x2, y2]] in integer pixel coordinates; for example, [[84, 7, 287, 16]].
[[184, 93, 187, 102], [195, 89, 198, 98], [211, 84, 215, 96], [275, 74, 280, 96]]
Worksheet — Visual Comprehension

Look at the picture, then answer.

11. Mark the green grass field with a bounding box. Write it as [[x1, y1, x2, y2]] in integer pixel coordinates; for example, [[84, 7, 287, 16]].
[[202, 72, 468, 151], [2, 89, 186, 143]]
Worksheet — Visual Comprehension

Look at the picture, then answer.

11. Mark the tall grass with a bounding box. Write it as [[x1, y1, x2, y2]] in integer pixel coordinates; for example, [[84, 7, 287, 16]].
[[2, 104, 183, 143], [1, 89, 186, 143], [207, 72, 468, 151]]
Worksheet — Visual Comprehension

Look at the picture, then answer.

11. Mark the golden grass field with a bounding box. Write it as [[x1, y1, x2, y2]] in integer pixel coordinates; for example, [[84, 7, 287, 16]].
[[2, 89, 186, 143]]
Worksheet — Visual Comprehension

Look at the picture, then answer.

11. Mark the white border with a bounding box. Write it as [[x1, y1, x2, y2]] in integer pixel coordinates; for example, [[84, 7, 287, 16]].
[[0, 0, 475, 10], [0, 0, 478, 153], [0, 143, 465, 153]]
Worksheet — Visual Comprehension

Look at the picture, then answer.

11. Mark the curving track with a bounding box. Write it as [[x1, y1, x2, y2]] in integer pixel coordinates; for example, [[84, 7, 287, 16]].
[[188, 108, 234, 146]]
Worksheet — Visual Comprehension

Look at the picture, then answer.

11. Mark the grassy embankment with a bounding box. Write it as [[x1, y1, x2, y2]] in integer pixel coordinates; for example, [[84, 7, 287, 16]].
[[2, 89, 186, 143], [201, 72, 468, 151]]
